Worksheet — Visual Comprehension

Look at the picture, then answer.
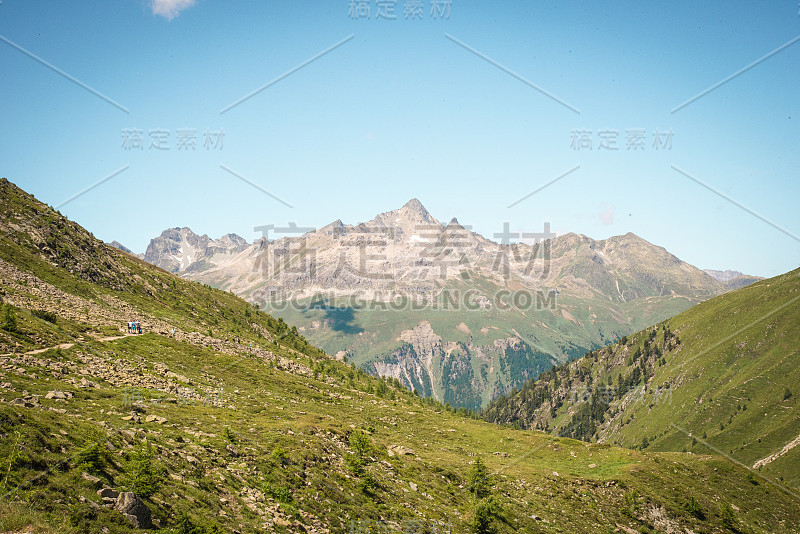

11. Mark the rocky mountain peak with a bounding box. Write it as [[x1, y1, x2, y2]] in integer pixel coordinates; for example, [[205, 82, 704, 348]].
[[398, 198, 436, 224], [142, 227, 248, 273], [107, 241, 132, 254], [402, 197, 426, 212]]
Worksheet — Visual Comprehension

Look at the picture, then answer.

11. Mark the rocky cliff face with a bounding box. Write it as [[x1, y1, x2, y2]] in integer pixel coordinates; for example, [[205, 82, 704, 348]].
[[142, 227, 248, 273]]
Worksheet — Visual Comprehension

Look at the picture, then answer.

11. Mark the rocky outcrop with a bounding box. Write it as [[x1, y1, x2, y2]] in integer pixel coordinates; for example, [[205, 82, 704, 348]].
[[114, 491, 153, 529]]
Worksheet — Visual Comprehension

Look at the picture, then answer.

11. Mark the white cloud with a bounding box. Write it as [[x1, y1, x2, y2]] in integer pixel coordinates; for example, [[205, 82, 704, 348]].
[[151, 0, 196, 20], [598, 205, 614, 225]]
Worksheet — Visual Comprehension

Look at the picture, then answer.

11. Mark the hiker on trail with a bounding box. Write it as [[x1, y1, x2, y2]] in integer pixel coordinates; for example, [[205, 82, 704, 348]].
[[127, 321, 133, 334]]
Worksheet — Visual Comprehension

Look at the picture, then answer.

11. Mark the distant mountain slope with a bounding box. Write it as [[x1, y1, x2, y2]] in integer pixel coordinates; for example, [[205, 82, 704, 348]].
[[483, 267, 800, 488], [139, 200, 728, 410], [704, 268, 763, 290], [704, 269, 748, 282], [724, 274, 764, 290]]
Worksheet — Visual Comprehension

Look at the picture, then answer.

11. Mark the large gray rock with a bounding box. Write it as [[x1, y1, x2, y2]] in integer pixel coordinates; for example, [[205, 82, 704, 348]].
[[114, 491, 153, 529], [45, 390, 73, 400]]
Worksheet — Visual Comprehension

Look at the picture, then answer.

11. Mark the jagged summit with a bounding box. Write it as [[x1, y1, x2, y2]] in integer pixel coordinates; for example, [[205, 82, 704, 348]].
[[143, 227, 248, 273], [367, 198, 440, 232], [402, 197, 426, 212], [396, 198, 436, 223]]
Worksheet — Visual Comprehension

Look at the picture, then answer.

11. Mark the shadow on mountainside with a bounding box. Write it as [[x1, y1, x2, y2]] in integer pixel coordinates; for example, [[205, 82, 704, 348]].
[[306, 297, 364, 335]]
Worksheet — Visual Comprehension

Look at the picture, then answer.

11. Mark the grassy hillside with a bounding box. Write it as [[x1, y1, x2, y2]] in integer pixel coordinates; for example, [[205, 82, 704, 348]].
[[0, 178, 798, 533], [484, 267, 800, 491]]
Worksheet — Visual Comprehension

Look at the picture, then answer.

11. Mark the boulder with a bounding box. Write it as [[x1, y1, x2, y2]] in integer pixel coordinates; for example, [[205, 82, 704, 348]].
[[144, 414, 167, 424], [114, 492, 153, 529], [45, 390, 73, 400], [388, 444, 415, 456], [10, 396, 38, 408]]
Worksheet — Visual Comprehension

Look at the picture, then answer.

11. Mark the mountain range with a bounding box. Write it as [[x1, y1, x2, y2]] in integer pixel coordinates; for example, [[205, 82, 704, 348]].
[[127, 200, 761, 410]]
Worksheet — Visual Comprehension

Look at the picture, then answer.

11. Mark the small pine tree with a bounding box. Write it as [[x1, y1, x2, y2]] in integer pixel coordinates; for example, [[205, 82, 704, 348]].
[[346, 430, 373, 477], [720, 502, 737, 530], [75, 440, 111, 475], [471, 496, 502, 534], [467, 457, 491, 499], [1, 305, 18, 333], [123, 442, 166, 499], [784, 387, 793, 400]]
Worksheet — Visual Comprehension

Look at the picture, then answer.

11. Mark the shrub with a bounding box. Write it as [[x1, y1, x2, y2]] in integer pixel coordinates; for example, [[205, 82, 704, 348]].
[[263, 481, 293, 504], [467, 457, 491, 499], [1, 305, 18, 333], [720, 502, 737, 530], [222, 426, 236, 444], [271, 446, 289, 466], [122, 442, 165, 498], [31, 309, 57, 324], [471, 495, 502, 534], [784, 387, 793, 401], [685, 496, 705, 520], [75, 440, 111, 475], [175, 511, 221, 534], [356, 471, 378, 493]]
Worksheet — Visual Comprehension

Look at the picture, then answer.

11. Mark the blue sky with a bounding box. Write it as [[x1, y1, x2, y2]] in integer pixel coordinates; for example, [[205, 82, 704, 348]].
[[1, 1, 799, 277]]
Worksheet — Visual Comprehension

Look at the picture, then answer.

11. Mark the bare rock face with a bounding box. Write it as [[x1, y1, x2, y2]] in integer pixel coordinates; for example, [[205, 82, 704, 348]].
[[143, 227, 248, 273], [114, 492, 153, 529]]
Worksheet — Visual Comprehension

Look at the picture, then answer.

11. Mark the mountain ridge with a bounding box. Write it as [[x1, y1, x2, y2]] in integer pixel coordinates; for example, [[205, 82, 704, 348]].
[[131, 199, 733, 410]]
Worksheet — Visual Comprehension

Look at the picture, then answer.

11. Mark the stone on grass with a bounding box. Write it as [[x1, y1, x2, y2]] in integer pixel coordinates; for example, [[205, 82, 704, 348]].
[[114, 492, 153, 529]]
